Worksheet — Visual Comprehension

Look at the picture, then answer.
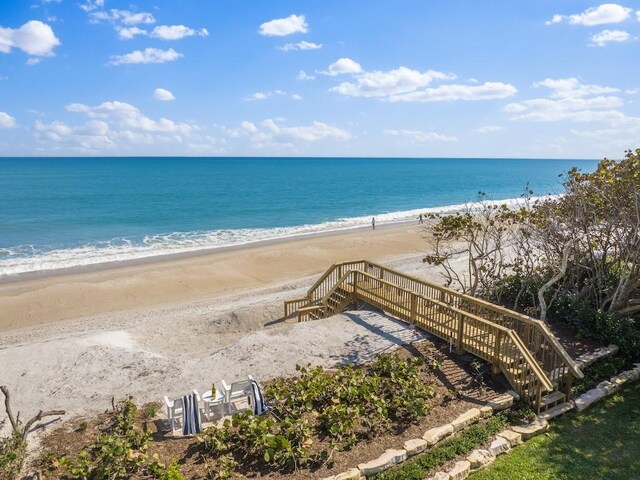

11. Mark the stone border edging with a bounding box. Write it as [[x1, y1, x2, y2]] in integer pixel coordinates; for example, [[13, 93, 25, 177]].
[[426, 361, 640, 480], [321, 392, 516, 480], [574, 344, 618, 370], [322, 359, 640, 480], [573, 362, 640, 411]]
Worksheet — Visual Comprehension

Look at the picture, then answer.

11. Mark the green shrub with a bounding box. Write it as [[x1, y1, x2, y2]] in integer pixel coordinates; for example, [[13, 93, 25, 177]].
[[199, 354, 436, 477], [50, 396, 181, 480], [572, 356, 627, 395], [0, 433, 27, 480]]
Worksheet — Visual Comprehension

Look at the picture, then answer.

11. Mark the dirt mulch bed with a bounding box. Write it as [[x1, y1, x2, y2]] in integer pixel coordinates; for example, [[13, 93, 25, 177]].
[[545, 321, 603, 358], [36, 337, 507, 480]]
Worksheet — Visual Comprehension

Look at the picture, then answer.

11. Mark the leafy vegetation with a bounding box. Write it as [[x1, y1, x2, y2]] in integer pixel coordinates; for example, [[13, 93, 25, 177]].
[[48, 396, 182, 480], [198, 354, 435, 478], [0, 433, 27, 480], [372, 414, 509, 480], [424, 149, 640, 360], [571, 355, 627, 396], [470, 382, 640, 480]]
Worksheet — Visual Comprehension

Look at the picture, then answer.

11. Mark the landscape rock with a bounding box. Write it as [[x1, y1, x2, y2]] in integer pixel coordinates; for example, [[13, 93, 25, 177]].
[[488, 436, 510, 456], [428, 473, 450, 480], [479, 405, 493, 418], [333, 468, 363, 480], [496, 429, 522, 446], [448, 460, 471, 480], [506, 389, 520, 401], [423, 424, 454, 446], [511, 418, 549, 440], [466, 449, 494, 470], [357, 449, 407, 476], [574, 387, 608, 411], [451, 408, 481, 432], [403, 438, 428, 457], [487, 394, 513, 411], [575, 345, 618, 368]]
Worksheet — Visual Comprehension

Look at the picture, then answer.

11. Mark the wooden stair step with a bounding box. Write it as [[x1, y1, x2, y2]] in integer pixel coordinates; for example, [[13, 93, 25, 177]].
[[539, 402, 574, 420], [540, 391, 565, 407]]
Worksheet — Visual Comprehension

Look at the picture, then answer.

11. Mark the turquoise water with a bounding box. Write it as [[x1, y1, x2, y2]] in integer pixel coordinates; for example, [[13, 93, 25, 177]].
[[0, 157, 598, 276]]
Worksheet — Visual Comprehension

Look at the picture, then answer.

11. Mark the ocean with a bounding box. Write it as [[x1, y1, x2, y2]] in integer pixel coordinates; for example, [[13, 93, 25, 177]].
[[0, 157, 598, 276]]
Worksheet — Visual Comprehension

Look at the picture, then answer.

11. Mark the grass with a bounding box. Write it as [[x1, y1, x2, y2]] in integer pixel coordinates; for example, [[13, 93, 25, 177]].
[[470, 381, 640, 480]]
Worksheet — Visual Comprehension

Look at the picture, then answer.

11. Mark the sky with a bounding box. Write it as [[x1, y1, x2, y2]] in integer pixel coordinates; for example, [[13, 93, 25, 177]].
[[0, 1, 639, 158]]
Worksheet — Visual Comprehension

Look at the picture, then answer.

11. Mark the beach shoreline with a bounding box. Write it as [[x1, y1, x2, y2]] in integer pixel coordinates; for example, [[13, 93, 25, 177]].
[[0, 221, 430, 332]]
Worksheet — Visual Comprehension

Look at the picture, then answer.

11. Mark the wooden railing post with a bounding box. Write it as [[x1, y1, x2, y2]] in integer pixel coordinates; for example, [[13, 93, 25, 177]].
[[456, 312, 465, 354], [492, 330, 502, 377], [564, 373, 574, 400], [410, 293, 417, 324]]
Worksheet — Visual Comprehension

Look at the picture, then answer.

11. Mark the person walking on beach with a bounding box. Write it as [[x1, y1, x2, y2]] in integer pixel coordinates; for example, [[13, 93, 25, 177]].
[[418, 213, 424, 224], [372, 217, 376, 230]]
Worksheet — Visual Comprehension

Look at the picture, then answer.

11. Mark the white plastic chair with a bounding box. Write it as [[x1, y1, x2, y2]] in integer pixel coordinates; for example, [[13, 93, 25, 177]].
[[164, 389, 200, 432], [222, 376, 255, 414]]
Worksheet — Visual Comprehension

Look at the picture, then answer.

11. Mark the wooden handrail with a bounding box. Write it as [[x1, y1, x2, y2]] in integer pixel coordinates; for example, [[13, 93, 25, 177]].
[[354, 260, 583, 379], [339, 270, 555, 393], [306, 260, 367, 301], [321, 270, 356, 305]]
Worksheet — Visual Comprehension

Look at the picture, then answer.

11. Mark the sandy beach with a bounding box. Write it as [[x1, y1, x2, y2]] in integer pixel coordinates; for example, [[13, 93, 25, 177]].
[[0, 223, 452, 431]]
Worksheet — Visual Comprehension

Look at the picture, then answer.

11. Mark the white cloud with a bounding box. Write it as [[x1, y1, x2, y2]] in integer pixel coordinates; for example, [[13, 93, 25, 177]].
[[0, 20, 60, 57], [244, 90, 289, 101], [33, 100, 210, 154], [534, 77, 619, 98], [322, 58, 362, 76], [154, 88, 176, 101], [546, 3, 632, 26], [0, 112, 16, 128], [109, 48, 183, 65], [279, 41, 322, 51], [297, 70, 315, 80], [116, 26, 146, 40], [66, 100, 197, 134], [477, 125, 504, 133], [326, 61, 515, 103], [90, 9, 156, 26], [505, 96, 625, 122], [228, 118, 350, 144], [590, 29, 631, 46], [388, 82, 517, 103], [151, 25, 209, 40], [79, 0, 104, 12], [384, 129, 457, 143], [291, 94, 303, 100], [504, 78, 633, 123], [330, 67, 454, 97], [259, 14, 308, 37]]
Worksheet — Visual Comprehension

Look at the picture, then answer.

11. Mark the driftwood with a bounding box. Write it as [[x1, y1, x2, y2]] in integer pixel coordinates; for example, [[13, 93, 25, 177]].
[[1, 385, 65, 440]]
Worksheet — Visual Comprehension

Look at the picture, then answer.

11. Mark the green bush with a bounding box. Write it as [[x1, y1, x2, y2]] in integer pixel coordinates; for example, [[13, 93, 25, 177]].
[[49, 396, 183, 480], [0, 433, 27, 480], [572, 356, 627, 395], [199, 354, 436, 477]]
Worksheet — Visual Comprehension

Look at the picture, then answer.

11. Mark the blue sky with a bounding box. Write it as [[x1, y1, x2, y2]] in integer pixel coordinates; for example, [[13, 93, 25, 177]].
[[0, 1, 639, 158]]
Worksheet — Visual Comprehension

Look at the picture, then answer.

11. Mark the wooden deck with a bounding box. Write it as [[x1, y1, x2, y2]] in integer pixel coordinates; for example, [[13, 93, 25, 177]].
[[284, 260, 583, 412]]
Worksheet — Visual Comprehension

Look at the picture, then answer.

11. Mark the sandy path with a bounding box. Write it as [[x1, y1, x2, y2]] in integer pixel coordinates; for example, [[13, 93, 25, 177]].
[[0, 309, 425, 428]]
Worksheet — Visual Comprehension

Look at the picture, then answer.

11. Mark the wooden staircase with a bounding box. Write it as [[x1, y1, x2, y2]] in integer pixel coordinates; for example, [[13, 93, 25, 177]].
[[284, 260, 583, 412]]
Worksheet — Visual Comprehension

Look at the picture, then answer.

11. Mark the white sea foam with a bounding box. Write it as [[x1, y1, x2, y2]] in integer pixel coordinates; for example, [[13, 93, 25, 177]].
[[0, 196, 555, 277]]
